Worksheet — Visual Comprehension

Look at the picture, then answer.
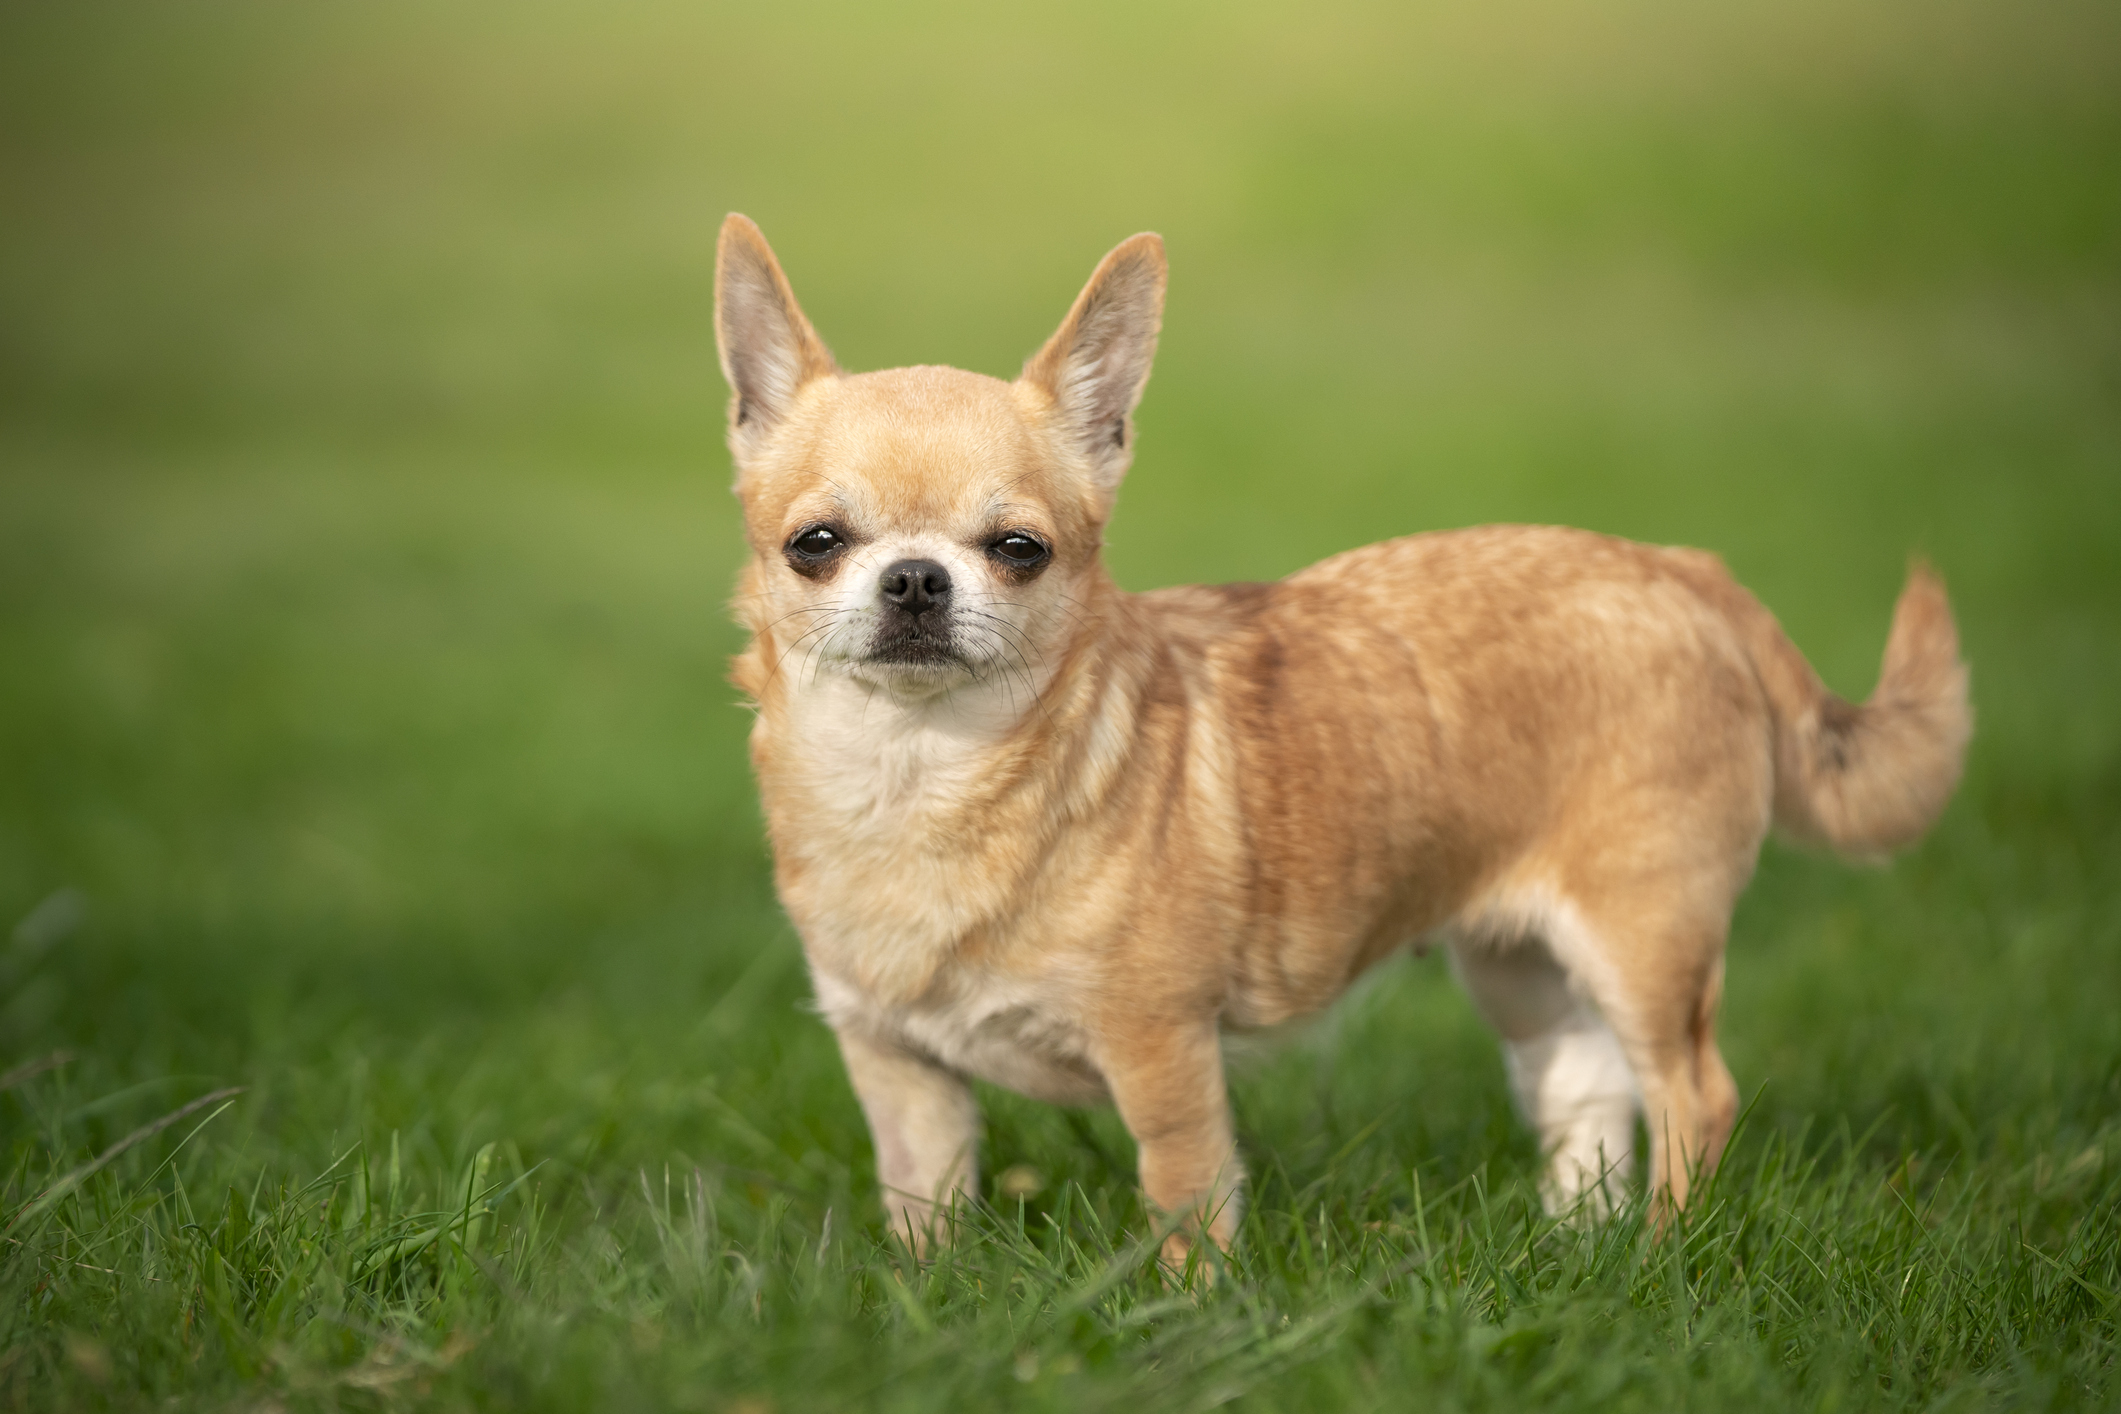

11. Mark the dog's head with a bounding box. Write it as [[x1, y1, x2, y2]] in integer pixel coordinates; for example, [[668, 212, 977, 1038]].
[[716, 215, 1163, 703]]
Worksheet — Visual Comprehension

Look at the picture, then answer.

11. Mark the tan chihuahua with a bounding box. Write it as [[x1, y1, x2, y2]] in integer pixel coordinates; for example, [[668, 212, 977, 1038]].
[[714, 215, 1970, 1260]]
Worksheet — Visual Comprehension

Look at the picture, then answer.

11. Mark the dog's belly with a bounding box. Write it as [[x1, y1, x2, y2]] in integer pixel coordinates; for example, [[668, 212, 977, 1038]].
[[813, 968, 1110, 1107]]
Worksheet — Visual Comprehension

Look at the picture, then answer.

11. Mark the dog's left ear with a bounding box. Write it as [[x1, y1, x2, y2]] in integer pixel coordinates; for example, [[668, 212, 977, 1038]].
[[1022, 233, 1166, 493], [715, 214, 839, 464]]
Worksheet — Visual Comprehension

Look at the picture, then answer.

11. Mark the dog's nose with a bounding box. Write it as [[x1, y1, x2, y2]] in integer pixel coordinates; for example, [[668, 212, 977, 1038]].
[[879, 559, 952, 616]]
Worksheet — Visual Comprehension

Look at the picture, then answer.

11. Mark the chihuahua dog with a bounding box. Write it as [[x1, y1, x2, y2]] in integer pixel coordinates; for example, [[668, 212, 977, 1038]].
[[713, 215, 1970, 1260]]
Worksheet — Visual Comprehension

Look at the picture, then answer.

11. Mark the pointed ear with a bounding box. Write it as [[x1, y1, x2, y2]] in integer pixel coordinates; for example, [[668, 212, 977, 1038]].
[[715, 214, 838, 458], [1021, 233, 1166, 492]]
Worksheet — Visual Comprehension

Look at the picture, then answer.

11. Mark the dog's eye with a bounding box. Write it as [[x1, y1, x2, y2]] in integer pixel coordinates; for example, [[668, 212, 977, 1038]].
[[787, 526, 847, 561], [988, 533, 1050, 568]]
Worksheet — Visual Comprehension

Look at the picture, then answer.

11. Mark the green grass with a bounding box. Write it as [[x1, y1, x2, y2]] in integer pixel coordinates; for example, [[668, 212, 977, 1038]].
[[2, 0, 2117, 1407]]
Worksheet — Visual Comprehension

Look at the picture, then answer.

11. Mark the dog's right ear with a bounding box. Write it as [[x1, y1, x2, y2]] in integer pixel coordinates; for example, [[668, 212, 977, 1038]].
[[715, 214, 838, 461]]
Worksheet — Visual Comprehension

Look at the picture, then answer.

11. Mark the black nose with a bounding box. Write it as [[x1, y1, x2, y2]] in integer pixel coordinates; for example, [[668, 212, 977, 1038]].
[[879, 558, 952, 616]]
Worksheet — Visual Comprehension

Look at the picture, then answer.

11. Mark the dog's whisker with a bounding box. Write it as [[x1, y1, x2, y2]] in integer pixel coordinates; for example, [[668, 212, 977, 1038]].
[[981, 633, 1024, 719], [968, 621, 1057, 731], [963, 608, 1047, 675], [762, 616, 845, 690], [993, 595, 1099, 643], [980, 631, 1047, 716], [802, 618, 851, 690], [766, 620, 836, 678], [976, 623, 1053, 715], [964, 622, 1035, 678], [754, 605, 840, 637], [966, 607, 1045, 660]]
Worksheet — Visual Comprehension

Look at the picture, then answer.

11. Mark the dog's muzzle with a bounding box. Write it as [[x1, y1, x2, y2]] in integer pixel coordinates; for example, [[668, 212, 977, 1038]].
[[870, 558, 959, 664]]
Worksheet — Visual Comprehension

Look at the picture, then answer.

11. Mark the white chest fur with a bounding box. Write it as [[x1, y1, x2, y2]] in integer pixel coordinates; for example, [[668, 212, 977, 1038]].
[[771, 680, 1022, 995], [772, 678, 1103, 1101]]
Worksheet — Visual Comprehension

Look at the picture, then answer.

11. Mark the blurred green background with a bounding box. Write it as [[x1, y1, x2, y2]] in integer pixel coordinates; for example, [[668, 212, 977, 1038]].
[[3, 0, 2118, 1281]]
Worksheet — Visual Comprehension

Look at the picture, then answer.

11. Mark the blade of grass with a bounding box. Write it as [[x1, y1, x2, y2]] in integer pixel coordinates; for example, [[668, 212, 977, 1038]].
[[7, 1086, 245, 1236]]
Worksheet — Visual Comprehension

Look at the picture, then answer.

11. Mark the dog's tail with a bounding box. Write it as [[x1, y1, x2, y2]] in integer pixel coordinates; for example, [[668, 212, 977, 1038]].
[[1709, 560, 1971, 858]]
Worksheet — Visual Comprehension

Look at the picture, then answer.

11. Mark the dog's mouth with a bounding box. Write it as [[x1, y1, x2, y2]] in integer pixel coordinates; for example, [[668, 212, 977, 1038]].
[[865, 623, 962, 668]]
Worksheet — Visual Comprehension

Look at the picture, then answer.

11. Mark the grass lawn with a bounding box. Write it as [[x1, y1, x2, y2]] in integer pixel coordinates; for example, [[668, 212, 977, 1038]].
[[2, 1, 2117, 1407]]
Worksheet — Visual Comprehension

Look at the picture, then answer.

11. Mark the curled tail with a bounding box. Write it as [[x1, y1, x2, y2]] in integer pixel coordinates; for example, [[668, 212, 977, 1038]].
[[1718, 562, 1972, 858]]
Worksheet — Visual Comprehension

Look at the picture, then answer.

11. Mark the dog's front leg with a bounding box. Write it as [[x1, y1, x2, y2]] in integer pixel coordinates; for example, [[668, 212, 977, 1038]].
[[835, 1028, 979, 1256], [1100, 1018, 1242, 1273]]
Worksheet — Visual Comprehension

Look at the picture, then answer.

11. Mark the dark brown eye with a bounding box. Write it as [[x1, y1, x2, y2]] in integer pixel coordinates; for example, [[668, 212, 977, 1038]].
[[988, 533, 1049, 568], [787, 525, 847, 561]]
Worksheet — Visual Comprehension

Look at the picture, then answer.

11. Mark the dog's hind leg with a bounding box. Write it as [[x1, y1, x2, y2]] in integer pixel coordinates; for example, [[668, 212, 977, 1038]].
[[1536, 887, 1739, 1217], [1453, 935, 1639, 1219], [1689, 957, 1741, 1176]]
